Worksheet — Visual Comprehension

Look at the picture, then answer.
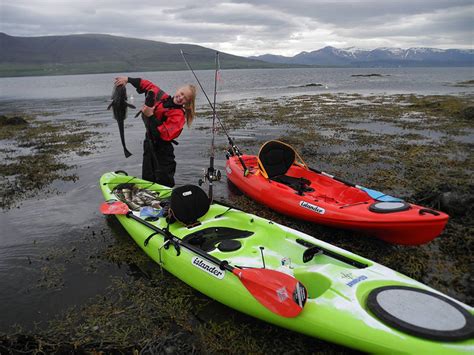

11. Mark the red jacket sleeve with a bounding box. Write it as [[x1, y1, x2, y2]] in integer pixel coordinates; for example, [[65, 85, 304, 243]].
[[139, 79, 164, 100], [158, 108, 185, 141]]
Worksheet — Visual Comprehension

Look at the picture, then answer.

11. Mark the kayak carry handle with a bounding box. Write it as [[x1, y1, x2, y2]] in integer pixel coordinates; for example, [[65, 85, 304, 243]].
[[419, 208, 440, 216]]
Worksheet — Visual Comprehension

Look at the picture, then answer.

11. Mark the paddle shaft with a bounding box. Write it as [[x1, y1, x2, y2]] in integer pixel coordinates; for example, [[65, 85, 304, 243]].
[[125, 212, 234, 272], [308, 166, 396, 201], [308, 167, 357, 187], [101, 200, 306, 317]]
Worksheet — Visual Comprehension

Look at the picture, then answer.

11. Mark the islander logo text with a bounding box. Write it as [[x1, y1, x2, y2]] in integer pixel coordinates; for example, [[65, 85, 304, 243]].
[[192, 257, 225, 279], [299, 201, 325, 214]]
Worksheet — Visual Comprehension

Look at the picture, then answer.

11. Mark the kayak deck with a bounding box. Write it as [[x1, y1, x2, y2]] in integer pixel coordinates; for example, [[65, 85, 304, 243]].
[[226, 155, 449, 245], [100, 172, 473, 354]]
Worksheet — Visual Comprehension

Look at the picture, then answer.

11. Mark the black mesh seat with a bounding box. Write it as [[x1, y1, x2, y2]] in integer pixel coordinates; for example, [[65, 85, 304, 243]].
[[258, 140, 296, 178], [170, 185, 210, 225], [258, 140, 314, 195]]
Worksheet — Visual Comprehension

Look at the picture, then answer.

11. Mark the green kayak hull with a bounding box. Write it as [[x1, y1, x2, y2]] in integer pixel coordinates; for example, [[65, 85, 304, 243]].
[[100, 172, 473, 354]]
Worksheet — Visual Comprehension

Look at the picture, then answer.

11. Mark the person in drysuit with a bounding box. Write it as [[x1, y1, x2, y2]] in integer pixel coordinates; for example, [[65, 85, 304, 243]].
[[114, 76, 196, 187]]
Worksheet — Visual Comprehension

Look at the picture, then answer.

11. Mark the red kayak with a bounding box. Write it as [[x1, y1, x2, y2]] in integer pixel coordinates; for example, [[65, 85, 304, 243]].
[[225, 141, 449, 245]]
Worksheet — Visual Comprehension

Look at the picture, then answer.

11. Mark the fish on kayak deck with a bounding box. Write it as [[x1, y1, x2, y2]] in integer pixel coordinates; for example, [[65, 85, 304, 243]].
[[99, 171, 474, 354], [107, 85, 136, 158]]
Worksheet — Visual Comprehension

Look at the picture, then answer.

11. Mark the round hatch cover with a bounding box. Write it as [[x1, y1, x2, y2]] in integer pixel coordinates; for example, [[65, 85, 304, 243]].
[[369, 201, 410, 213], [217, 239, 242, 252], [367, 286, 474, 341]]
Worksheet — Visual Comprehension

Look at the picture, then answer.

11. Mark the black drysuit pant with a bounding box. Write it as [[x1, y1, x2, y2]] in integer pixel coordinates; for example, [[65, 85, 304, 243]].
[[142, 135, 176, 187]]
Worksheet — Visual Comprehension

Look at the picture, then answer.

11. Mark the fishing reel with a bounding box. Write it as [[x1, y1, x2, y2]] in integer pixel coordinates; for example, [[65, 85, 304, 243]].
[[198, 166, 222, 186]]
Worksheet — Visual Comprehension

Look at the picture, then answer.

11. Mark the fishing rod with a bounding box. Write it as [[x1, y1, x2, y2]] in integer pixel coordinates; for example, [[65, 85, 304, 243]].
[[205, 51, 221, 202], [180, 50, 249, 177]]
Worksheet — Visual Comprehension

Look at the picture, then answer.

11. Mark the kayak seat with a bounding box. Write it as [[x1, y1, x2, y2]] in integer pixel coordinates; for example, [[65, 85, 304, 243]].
[[183, 227, 254, 252], [258, 140, 314, 195], [258, 140, 296, 178], [169, 185, 210, 226]]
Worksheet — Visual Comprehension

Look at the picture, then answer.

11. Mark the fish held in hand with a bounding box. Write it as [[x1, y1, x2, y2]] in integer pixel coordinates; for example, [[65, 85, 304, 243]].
[[107, 84, 136, 158]]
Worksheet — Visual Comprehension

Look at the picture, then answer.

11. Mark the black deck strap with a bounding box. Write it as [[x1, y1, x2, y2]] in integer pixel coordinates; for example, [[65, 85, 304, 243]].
[[296, 239, 368, 269], [419, 208, 440, 216], [113, 182, 136, 191], [114, 170, 128, 175], [367, 286, 474, 341], [162, 219, 172, 249], [272, 175, 314, 195], [214, 207, 232, 219], [144, 232, 159, 246], [172, 239, 181, 256], [161, 217, 181, 255], [303, 246, 324, 263], [162, 231, 180, 255], [163, 234, 171, 249]]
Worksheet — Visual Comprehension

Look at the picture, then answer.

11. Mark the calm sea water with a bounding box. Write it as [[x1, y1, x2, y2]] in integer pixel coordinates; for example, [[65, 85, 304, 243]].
[[1, 67, 473, 102], [0, 67, 472, 334]]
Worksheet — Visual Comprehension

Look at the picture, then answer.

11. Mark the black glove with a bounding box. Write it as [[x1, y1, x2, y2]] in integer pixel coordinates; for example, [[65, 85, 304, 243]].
[[145, 91, 155, 107], [135, 91, 157, 118]]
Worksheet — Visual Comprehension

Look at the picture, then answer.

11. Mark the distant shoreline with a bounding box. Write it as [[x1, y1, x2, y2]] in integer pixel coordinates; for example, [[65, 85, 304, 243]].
[[2, 65, 474, 79]]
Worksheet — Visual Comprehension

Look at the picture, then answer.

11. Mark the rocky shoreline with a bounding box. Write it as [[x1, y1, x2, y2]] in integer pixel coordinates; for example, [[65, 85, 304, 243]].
[[1, 93, 473, 353]]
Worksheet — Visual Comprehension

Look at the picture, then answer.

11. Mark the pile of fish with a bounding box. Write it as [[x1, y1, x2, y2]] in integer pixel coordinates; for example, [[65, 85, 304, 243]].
[[113, 183, 169, 219]]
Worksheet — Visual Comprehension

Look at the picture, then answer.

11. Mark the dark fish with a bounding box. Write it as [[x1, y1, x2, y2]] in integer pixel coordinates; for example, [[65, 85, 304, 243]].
[[107, 85, 136, 158]]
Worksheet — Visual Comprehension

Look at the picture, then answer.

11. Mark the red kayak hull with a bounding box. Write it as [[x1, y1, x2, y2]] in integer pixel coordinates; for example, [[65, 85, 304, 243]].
[[226, 155, 449, 245]]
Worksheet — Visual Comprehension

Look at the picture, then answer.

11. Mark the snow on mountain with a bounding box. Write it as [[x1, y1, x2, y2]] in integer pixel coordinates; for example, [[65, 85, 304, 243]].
[[251, 46, 474, 67]]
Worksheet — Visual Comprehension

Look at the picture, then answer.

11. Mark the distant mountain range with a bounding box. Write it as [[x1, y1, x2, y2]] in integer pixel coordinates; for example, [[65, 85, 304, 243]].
[[251, 46, 474, 67], [0, 33, 292, 77], [1, 32, 472, 77]]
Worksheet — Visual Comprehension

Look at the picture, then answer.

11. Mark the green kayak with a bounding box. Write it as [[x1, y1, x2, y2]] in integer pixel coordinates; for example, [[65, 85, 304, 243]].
[[100, 171, 474, 354]]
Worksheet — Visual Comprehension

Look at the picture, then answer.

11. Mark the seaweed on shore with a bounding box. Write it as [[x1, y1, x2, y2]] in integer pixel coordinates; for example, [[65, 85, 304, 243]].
[[0, 114, 104, 209], [1, 93, 472, 353]]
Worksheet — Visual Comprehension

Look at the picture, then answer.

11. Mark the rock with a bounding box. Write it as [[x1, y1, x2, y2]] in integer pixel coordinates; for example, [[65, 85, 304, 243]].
[[0, 115, 29, 126], [440, 191, 473, 217], [461, 106, 474, 120], [351, 74, 384, 77]]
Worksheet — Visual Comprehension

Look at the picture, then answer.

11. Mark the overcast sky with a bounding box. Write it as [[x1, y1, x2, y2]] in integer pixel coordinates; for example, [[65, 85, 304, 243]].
[[1, 0, 473, 56]]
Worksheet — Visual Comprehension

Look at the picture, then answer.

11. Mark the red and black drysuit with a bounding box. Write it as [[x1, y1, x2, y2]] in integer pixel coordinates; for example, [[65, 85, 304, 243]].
[[128, 77, 185, 187]]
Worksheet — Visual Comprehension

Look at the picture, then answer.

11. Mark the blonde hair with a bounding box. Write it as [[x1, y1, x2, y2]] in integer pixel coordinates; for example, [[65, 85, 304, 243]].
[[183, 84, 196, 127]]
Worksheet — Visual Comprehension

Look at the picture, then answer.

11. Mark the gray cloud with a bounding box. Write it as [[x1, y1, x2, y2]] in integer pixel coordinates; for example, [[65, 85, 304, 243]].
[[1, 0, 472, 56]]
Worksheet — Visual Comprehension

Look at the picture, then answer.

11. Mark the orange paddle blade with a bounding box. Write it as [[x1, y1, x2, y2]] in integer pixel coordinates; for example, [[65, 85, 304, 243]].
[[233, 268, 307, 318]]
